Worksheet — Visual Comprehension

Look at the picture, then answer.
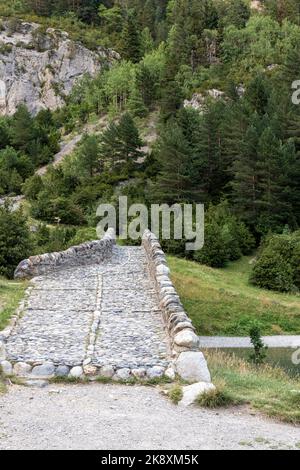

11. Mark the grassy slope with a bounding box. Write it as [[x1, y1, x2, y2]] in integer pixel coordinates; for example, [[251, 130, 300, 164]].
[[169, 255, 300, 336], [206, 350, 300, 424], [0, 278, 27, 331]]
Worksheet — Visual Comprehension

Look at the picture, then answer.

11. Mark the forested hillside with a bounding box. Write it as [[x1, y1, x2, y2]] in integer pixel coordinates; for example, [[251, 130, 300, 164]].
[[1, 0, 300, 291]]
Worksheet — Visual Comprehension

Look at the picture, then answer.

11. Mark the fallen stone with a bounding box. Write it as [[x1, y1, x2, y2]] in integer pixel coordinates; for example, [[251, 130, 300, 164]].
[[176, 351, 211, 383], [1, 360, 13, 376], [179, 382, 216, 407], [31, 362, 55, 378], [13, 362, 32, 377], [69, 366, 83, 378]]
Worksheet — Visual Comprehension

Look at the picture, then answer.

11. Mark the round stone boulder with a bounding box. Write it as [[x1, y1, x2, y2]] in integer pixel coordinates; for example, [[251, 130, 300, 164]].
[[1, 360, 13, 376], [100, 365, 115, 378], [131, 368, 146, 379], [115, 368, 131, 381], [13, 362, 32, 377], [147, 366, 165, 379], [69, 366, 83, 378], [174, 330, 199, 349], [179, 382, 216, 407], [55, 365, 70, 377], [164, 366, 176, 381], [31, 362, 55, 378], [176, 351, 211, 383]]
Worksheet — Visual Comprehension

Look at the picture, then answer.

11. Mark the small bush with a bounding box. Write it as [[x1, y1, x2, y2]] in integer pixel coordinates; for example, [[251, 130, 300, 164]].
[[196, 387, 239, 408], [193, 202, 255, 268], [249, 325, 268, 365], [168, 385, 183, 404]]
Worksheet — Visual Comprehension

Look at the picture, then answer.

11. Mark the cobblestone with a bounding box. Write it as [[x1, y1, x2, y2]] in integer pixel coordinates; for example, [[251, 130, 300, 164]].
[[5, 246, 171, 375]]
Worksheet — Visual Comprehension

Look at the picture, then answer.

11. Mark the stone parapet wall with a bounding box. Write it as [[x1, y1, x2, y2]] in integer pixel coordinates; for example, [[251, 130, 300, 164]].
[[142, 230, 212, 384], [14, 228, 116, 280]]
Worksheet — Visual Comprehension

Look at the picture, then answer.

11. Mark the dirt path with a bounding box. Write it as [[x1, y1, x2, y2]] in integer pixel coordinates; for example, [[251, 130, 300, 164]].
[[36, 118, 108, 176], [0, 383, 299, 450]]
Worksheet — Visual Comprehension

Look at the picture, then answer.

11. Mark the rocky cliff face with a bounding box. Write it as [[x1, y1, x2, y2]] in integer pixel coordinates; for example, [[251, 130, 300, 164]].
[[0, 20, 118, 115]]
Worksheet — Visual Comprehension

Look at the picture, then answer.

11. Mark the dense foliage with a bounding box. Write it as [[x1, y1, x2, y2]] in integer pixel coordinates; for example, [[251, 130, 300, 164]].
[[250, 231, 300, 292], [0, 107, 59, 196], [0, 204, 33, 278], [0, 0, 300, 288]]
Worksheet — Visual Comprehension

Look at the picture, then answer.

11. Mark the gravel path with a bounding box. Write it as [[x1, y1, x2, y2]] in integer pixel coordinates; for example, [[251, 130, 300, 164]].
[[199, 336, 300, 349], [0, 384, 299, 450]]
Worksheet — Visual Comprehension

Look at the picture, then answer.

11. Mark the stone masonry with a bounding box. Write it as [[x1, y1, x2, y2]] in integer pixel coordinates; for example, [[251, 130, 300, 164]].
[[0, 230, 212, 385]]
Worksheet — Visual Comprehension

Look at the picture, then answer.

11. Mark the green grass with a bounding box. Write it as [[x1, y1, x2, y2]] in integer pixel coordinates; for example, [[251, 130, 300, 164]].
[[0, 277, 27, 331], [168, 384, 183, 404], [169, 255, 300, 336], [206, 350, 300, 424], [196, 386, 238, 408]]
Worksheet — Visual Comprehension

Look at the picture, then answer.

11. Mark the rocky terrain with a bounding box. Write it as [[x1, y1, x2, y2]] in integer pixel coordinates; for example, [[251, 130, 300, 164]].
[[0, 19, 118, 115]]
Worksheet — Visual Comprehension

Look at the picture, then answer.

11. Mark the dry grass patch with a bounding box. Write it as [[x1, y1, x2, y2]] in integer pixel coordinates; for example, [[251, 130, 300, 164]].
[[206, 350, 300, 424]]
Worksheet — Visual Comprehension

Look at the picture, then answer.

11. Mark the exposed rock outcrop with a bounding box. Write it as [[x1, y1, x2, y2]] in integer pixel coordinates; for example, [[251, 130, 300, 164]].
[[0, 19, 119, 115]]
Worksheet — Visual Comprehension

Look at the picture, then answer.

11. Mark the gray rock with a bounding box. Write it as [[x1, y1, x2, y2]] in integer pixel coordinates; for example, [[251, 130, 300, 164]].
[[69, 366, 83, 378], [55, 365, 70, 377], [174, 330, 199, 349], [176, 352, 211, 384], [164, 366, 176, 381], [131, 368, 146, 379], [31, 362, 55, 378], [156, 265, 170, 276], [13, 362, 32, 377], [1, 360, 13, 376], [147, 366, 165, 379], [179, 382, 216, 407], [99, 365, 115, 378], [0, 20, 119, 116]]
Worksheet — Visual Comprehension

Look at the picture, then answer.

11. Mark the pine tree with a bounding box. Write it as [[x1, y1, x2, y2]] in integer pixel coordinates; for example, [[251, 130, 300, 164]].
[[231, 124, 261, 226], [256, 127, 287, 232], [159, 52, 182, 122], [10, 105, 35, 154], [100, 113, 143, 170], [76, 134, 101, 177], [119, 13, 142, 63]]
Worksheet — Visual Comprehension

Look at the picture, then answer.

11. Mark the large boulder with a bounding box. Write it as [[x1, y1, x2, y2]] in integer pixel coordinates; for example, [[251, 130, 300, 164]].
[[176, 351, 211, 383]]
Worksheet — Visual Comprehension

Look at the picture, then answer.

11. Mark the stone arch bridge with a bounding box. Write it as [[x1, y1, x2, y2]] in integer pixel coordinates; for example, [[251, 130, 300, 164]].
[[0, 230, 211, 385]]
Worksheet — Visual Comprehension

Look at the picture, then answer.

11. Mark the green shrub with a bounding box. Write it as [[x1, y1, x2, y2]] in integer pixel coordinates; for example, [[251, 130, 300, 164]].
[[193, 202, 255, 268], [194, 220, 228, 268], [168, 385, 183, 405], [250, 232, 300, 292]]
